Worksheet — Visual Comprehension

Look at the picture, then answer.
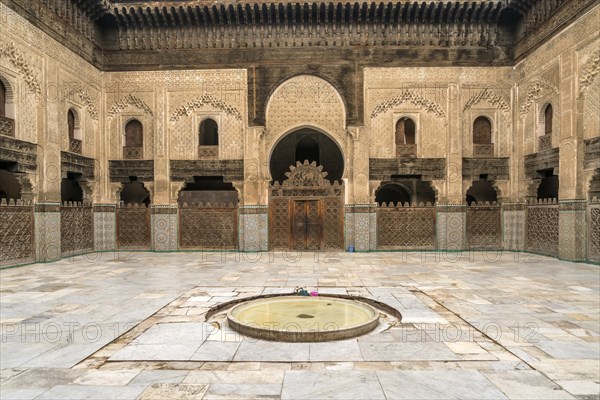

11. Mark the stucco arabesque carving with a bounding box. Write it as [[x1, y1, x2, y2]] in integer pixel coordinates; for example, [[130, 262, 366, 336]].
[[579, 49, 600, 97], [519, 78, 559, 118], [107, 94, 154, 120], [463, 89, 511, 116], [370, 90, 446, 120], [0, 42, 41, 95], [61, 82, 99, 121], [170, 94, 242, 122]]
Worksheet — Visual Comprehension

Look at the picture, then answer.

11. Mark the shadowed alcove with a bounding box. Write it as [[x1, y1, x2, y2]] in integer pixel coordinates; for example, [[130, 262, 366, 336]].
[[269, 128, 344, 184]]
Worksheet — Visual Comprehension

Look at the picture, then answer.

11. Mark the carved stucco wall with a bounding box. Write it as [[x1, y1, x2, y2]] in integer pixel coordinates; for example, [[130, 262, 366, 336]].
[[265, 75, 347, 153], [1, 0, 599, 207], [365, 67, 513, 202], [105, 90, 155, 160], [365, 68, 513, 158], [103, 70, 246, 162], [0, 2, 102, 202], [516, 5, 600, 201], [578, 43, 600, 141]]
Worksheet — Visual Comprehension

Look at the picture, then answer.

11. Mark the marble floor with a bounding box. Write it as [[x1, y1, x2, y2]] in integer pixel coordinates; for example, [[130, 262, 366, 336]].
[[1, 251, 599, 399]]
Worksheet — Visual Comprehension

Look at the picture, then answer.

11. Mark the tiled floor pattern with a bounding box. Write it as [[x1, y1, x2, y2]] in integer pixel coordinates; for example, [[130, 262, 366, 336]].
[[1, 251, 599, 399]]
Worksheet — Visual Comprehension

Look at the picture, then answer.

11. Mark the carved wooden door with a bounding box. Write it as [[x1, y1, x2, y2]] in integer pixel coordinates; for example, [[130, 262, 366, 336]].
[[291, 200, 322, 250]]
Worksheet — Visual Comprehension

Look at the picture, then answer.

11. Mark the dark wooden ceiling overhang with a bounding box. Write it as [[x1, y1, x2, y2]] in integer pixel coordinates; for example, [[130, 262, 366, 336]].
[[109, 2, 507, 29]]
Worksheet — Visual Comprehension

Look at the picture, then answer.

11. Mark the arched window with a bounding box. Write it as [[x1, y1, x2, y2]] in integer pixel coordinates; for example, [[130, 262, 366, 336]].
[[395, 117, 416, 157], [538, 103, 553, 151], [0, 80, 6, 118], [124, 119, 143, 159], [473, 117, 492, 144], [68, 109, 75, 139], [67, 108, 81, 153], [395, 117, 416, 145], [199, 118, 218, 146], [0, 79, 15, 137], [198, 118, 218, 158], [544, 104, 553, 135]]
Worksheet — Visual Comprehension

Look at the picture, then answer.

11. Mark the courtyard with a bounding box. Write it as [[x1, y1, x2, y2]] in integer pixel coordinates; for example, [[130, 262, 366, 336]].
[[1, 251, 598, 399]]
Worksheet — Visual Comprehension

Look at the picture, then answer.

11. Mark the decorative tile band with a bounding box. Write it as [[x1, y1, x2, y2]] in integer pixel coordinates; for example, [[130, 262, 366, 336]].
[[502, 203, 526, 211], [93, 204, 117, 212], [559, 200, 588, 211], [239, 206, 268, 215], [151, 206, 178, 215], [345, 204, 377, 213], [35, 203, 61, 213], [436, 205, 466, 213]]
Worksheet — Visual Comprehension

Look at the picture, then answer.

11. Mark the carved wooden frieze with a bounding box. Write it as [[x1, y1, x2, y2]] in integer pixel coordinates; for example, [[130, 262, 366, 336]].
[[170, 160, 243, 182], [0, 135, 37, 173], [61, 151, 95, 181], [462, 158, 510, 181], [369, 158, 446, 181], [109, 160, 154, 183], [584, 137, 600, 170], [524, 148, 560, 178]]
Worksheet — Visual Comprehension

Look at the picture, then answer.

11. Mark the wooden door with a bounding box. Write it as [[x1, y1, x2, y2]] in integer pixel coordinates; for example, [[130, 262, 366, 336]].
[[291, 200, 322, 250]]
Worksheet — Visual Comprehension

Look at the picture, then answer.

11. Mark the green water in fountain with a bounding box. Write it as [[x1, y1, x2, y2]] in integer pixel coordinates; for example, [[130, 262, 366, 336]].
[[227, 296, 379, 340]]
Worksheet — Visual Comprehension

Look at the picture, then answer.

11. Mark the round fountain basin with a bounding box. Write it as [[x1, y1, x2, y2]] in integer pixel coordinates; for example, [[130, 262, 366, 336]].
[[227, 295, 380, 342]]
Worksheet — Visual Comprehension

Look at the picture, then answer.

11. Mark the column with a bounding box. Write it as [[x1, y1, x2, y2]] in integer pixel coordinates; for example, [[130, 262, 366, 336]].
[[93, 204, 117, 251], [239, 205, 269, 252], [558, 50, 587, 261], [151, 205, 178, 251], [344, 204, 377, 252], [502, 202, 526, 251], [436, 204, 466, 251], [34, 203, 61, 262]]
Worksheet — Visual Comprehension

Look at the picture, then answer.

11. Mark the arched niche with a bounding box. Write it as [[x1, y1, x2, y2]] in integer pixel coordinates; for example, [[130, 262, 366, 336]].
[[0, 169, 22, 201], [0, 79, 6, 118], [61, 172, 84, 203], [395, 117, 416, 145], [473, 116, 492, 144], [120, 180, 151, 206], [375, 178, 436, 206], [199, 118, 219, 146], [124, 119, 144, 159], [375, 183, 412, 206], [466, 180, 499, 205], [543, 104, 553, 135], [269, 127, 344, 185], [537, 170, 559, 201], [0, 75, 16, 121], [68, 108, 82, 140], [177, 176, 238, 206]]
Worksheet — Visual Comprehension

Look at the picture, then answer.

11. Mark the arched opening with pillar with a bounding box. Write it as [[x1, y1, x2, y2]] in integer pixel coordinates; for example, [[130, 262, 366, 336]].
[[268, 128, 345, 250], [465, 179, 502, 249], [177, 176, 239, 250]]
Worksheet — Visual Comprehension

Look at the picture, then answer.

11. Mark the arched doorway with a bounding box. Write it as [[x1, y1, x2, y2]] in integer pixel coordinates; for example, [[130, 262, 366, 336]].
[[269, 128, 344, 185], [269, 129, 344, 250]]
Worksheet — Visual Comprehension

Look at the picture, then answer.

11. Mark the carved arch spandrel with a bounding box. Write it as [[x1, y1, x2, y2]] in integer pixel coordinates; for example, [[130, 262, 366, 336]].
[[265, 75, 347, 152], [107, 94, 153, 120]]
